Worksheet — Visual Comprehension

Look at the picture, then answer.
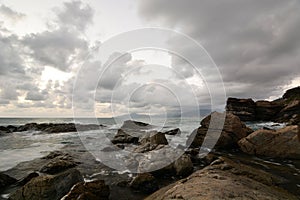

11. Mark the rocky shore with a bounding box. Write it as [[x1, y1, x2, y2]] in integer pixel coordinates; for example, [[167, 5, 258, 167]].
[[0, 86, 299, 199]]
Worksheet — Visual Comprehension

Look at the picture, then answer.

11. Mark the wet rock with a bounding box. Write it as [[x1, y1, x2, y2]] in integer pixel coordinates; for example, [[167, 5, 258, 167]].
[[9, 168, 83, 200], [190, 112, 252, 150], [18, 172, 39, 186], [62, 180, 110, 200], [163, 128, 181, 135], [130, 173, 158, 194], [140, 131, 168, 146], [0, 172, 17, 191], [238, 125, 300, 159], [111, 129, 139, 144], [145, 157, 298, 200], [226, 98, 256, 121], [40, 156, 77, 175]]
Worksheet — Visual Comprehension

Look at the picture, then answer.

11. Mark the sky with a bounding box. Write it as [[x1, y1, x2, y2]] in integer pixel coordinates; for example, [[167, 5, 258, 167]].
[[0, 0, 299, 117]]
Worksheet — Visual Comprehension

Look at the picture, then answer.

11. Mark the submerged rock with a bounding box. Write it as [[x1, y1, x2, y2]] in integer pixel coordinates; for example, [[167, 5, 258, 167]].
[[9, 168, 83, 200], [238, 125, 300, 159], [62, 180, 110, 200], [145, 157, 298, 200]]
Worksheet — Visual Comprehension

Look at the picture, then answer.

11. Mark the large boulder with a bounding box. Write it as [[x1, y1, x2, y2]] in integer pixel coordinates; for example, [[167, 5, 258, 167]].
[[190, 112, 252, 150], [145, 157, 298, 200], [9, 168, 83, 200], [173, 154, 193, 176], [62, 180, 110, 200], [111, 129, 139, 144], [226, 98, 256, 121], [238, 125, 300, 159]]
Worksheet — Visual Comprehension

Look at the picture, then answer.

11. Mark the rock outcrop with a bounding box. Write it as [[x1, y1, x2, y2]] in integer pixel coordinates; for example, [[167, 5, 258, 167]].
[[226, 86, 300, 125], [9, 169, 83, 200], [238, 125, 300, 159], [190, 112, 252, 150], [145, 157, 298, 200], [62, 180, 110, 200]]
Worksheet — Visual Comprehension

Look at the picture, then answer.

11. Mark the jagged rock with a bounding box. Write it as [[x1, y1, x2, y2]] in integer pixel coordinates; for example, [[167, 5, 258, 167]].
[[0, 172, 17, 191], [145, 157, 298, 200], [62, 180, 110, 200], [130, 173, 158, 194], [226, 98, 256, 121], [238, 125, 300, 159], [9, 169, 83, 200], [111, 129, 139, 144], [190, 112, 252, 149], [255, 100, 283, 121]]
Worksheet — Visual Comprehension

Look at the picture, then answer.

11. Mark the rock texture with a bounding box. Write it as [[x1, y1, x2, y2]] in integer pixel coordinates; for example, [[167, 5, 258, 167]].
[[62, 180, 110, 200], [145, 157, 298, 200], [190, 112, 252, 149], [9, 169, 83, 200], [226, 86, 300, 125], [238, 125, 300, 159], [130, 173, 158, 194]]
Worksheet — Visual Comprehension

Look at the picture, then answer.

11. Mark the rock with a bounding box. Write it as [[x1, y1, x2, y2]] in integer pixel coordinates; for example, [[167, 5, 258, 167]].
[[145, 157, 298, 200], [283, 86, 300, 100], [9, 168, 83, 200], [18, 172, 39, 186], [226, 86, 300, 125], [163, 128, 181, 135], [42, 151, 67, 159], [173, 154, 193, 177], [130, 173, 158, 194], [40, 155, 77, 174], [190, 112, 252, 150], [226, 98, 256, 121], [255, 100, 283, 121], [0, 172, 17, 191], [111, 129, 139, 144], [140, 131, 168, 146], [62, 180, 110, 200], [238, 125, 300, 159]]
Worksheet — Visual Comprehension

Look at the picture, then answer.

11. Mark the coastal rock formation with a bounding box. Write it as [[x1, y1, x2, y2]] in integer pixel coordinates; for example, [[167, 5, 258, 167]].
[[226, 98, 256, 121], [129, 173, 158, 194], [226, 86, 300, 125], [190, 112, 252, 149], [145, 157, 298, 200], [238, 125, 300, 159], [9, 169, 83, 200], [62, 180, 110, 200], [173, 154, 193, 176]]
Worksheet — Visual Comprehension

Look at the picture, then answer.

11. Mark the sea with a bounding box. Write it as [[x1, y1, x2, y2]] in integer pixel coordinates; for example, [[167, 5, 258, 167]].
[[0, 117, 286, 172]]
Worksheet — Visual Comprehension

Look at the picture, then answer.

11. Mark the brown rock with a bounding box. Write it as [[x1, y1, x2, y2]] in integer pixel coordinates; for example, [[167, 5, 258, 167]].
[[226, 98, 256, 121], [130, 173, 158, 194], [173, 154, 193, 177], [191, 112, 252, 150], [145, 157, 298, 200], [9, 169, 83, 200], [63, 180, 109, 200], [238, 125, 300, 159]]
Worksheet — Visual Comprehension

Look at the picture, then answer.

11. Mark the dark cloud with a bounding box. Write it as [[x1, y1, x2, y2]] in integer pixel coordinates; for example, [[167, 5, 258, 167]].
[[23, 28, 88, 71], [0, 4, 25, 21], [138, 0, 300, 100]]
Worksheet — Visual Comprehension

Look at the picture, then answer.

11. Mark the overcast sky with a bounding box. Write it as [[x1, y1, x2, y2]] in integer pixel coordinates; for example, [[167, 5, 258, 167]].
[[0, 0, 299, 117]]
